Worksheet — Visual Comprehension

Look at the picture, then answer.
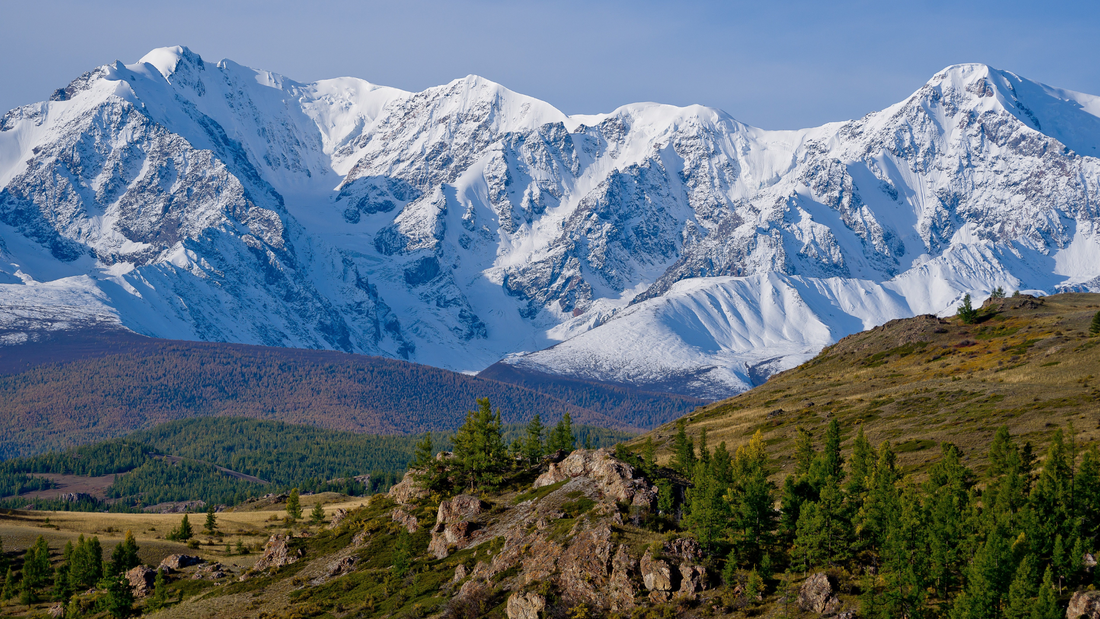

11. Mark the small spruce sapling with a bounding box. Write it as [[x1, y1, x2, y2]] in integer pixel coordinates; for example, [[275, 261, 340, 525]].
[[204, 504, 218, 533], [1090, 310, 1100, 337], [310, 500, 326, 525], [957, 293, 978, 324], [286, 488, 302, 521]]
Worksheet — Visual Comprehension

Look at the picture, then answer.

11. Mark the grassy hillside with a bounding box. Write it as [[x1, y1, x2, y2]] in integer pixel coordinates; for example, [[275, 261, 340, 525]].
[[0, 328, 679, 458], [640, 292, 1100, 477]]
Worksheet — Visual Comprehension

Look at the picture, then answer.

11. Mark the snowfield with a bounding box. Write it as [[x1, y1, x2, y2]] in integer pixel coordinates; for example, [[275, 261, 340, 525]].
[[0, 48, 1098, 398]]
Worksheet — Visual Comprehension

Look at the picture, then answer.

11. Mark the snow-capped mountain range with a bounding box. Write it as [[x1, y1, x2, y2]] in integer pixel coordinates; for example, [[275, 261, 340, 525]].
[[1, 47, 1098, 399]]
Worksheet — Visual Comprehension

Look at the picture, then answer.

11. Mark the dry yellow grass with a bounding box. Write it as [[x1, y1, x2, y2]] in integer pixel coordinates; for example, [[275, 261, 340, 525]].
[[0, 493, 371, 569], [634, 292, 1100, 479]]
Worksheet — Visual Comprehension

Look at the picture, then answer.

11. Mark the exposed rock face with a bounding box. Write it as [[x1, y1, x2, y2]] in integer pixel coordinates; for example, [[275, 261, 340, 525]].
[[328, 508, 349, 529], [640, 547, 673, 593], [391, 507, 419, 533], [159, 555, 202, 571], [608, 544, 638, 612], [533, 448, 656, 507], [640, 547, 674, 603], [506, 591, 546, 619], [557, 524, 614, 607], [253, 534, 304, 571], [352, 529, 370, 547], [388, 470, 429, 505], [1068, 590, 1100, 619], [428, 494, 487, 558], [799, 572, 841, 615], [125, 566, 156, 597], [678, 564, 706, 599], [638, 538, 707, 602], [312, 555, 357, 584], [47, 604, 65, 618]]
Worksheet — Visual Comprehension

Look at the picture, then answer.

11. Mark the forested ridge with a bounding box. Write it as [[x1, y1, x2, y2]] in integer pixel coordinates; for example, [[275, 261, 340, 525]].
[[0, 416, 633, 510], [0, 328, 688, 459]]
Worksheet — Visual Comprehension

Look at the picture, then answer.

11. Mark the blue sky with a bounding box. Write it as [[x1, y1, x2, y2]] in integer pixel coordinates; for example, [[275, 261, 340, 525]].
[[2, 0, 1097, 129]]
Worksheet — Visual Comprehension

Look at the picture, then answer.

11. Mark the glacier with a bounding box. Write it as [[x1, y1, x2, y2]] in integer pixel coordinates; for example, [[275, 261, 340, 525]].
[[0, 47, 1098, 398]]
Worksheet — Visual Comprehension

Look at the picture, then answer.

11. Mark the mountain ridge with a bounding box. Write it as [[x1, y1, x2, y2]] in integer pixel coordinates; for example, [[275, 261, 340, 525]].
[[1, 48, 1098, 398]]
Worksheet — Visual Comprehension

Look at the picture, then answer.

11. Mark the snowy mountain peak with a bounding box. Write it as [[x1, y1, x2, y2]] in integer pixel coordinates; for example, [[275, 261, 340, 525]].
[[1, 48, 1098, 400], [138, 45, 205, 80]]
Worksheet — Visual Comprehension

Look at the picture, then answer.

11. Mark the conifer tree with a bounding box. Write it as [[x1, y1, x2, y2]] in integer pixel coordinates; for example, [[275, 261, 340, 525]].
[[169, 515, 194, 541], [957, 293, 978, 324], [727, 431, 776, 562], [20, 536, 50, 602], [685, 460, 727, 548], [149, 569, 168, 611], [310, 500, 326, 525], [109, 530, 140, 575], [641, 436, 656, 472], [286, 489, 302, 520], [672, 418, 696, 475], [523, 414, 545, 464], [0, 567, 14, 601], [794, 427, 815, 478], [546, 412, 575, 454], [846, 425, 875, 500], [856, 441, 898, 552], [1004, 555, 1037, 619], [411, 432, 434, 469], [1090, 310, 1100, 336], [392, 528, 412, 579], [204, 504, 218, 533], [103, 572, 135, 618], [452, 398, 509, 491], [1030, 566, 1060, 619], [698, 427, 710, 464], [820, 419, 845, 483], [54, 561, 72, 602], [950, 528, 1013, 619]]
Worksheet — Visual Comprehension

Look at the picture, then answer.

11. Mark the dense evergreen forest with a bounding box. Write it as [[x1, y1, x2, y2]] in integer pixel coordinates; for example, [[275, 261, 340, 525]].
[[0, 415, 633, 511], [0, 329, 693, 459], [636, 418, 1097, 618]]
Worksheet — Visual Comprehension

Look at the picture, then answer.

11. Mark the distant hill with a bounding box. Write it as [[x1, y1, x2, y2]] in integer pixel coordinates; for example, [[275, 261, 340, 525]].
[[638, 292, 1100, 477], [0, 328, 685, 459], [478, 362, 705, 429]]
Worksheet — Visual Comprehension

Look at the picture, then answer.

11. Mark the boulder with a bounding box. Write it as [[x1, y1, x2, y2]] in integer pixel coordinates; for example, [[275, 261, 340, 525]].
[[533, 448, 656, 507], [428, 494, 486, 559], [799, 572, 841, 615], [663, 538, 703, 564], [506, 591, 546, 619], [677, 564, 706, 599], [391, 507, 419, 533], [640, 547, 673, 592], [158, 554, 202, 571], [125, 566, 156, 597], [388, 470, 428, 505], [1068, 590, 1100, 619], [253, 534, 304, 571], [47, 604, 65, 619]]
